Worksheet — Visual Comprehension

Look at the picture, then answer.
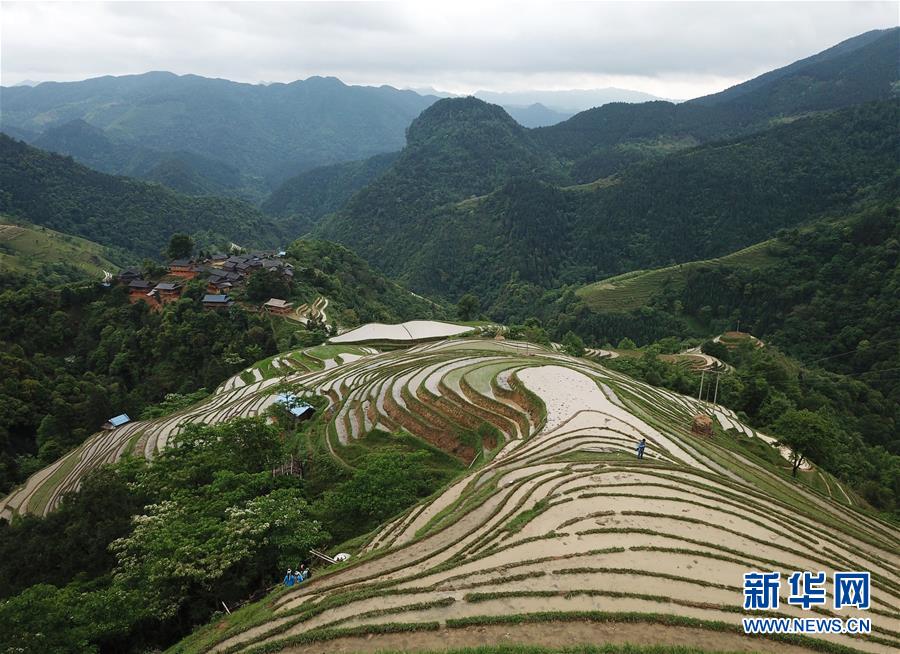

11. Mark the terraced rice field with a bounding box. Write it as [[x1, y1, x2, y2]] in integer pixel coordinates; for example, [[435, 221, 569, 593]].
[[293, 296, 329, 325], [330, 320, 475, 344], [0, 344, 372, 520], [173, 339, 897, 654]]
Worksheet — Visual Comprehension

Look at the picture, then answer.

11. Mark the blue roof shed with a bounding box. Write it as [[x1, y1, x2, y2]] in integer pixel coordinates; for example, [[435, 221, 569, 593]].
[[275, 394, 315, 419], [104, 413, 131, 429]]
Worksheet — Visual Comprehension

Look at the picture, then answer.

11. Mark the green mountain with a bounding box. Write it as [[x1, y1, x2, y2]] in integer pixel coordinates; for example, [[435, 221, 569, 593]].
[[30, 118, 258, 201], [316, 96, 565, 275], [1, 72, 437, 187], [263, 152, 400, 234], [318, 99, 898, 309], [0, 134, 282, 258], [535, 27, 899, 181], [570, 204, 900, 398]]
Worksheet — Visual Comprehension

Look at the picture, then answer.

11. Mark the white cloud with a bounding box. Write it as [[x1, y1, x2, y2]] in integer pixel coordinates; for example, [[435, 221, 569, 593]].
[[1, 1, 896, 99]]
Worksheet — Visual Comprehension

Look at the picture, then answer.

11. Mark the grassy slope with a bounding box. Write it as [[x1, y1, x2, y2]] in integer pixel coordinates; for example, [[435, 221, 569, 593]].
[[576, 240, 778, 312], [0, 217, 122, 279]]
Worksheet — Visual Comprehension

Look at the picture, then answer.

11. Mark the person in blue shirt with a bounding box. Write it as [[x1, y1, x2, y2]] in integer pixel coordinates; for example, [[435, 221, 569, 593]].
[[283, 569, 295, 587], [636, 438, 646, 459]]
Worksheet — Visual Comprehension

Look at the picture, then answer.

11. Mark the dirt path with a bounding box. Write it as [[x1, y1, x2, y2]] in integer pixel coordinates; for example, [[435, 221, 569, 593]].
[[275, 621, 823, 654]]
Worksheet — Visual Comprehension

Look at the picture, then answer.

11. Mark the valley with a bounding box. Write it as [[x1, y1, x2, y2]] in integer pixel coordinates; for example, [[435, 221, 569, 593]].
[[0, 16, 897, 654]]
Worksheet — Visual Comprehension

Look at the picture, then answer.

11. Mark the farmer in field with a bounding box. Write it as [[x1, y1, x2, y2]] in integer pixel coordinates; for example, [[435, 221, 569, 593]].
[[283, 569, 295, 587], [636, 438, 646, 459]]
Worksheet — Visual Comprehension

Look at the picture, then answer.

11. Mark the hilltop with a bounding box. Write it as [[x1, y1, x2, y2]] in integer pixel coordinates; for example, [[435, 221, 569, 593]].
[[316, 97, 565, 276], [0, 135, 282, 259]]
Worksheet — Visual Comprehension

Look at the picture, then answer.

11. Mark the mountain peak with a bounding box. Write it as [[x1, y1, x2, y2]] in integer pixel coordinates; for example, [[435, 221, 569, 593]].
[[406, 96, 520, 144]]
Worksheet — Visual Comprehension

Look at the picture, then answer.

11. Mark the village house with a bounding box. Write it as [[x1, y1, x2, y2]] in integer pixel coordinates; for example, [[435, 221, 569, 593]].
[[206, 275, 233, 294], [167, 258, 202, 280], [202, 294, 234, 310], [263, 297, 293, 315], [151, 281, 182, 303], [117, 267, 143, 284], [128, 279, 153, 301]]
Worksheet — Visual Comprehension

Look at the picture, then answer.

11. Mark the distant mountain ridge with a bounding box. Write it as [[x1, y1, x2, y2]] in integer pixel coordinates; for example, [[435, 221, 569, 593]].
[[475, 87, 670, 112], [535, 27, 900, 181], [1, 72, 439, 190], [30, 119, 252, 200], [317, 99, 898, 309]]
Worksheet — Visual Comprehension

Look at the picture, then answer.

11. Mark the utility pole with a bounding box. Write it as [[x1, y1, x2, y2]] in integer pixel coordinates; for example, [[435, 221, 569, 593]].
[[697, 370, 705, 404], [712, 371, 721, 405]]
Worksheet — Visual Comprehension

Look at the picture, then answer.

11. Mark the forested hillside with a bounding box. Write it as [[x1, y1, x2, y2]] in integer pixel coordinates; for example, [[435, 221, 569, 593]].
[[263, 153, 399, 234], [1, 72, 437, 188], [535, 27, 899, 181], [29, 119, 259, 200], [0, 135, 282, 258], [0, 277, 278, 494], [319, 99, 898, 310], [286, 239, 447, 325], [0, 236, 444, 496]]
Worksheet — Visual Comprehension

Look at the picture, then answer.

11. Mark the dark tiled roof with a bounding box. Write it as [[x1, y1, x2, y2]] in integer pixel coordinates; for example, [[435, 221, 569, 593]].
[[129, 280, 152, 289], [154, 282, 181, 291], [202, 294, 233, 304]]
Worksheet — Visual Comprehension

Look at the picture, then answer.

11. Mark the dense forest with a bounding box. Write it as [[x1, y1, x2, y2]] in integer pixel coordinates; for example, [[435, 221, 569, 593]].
[[0, 416, 460, 652], [318, 99, 899, 310], [0, 135, 283, 258], [263, 152, 399, 234], [0, 274, 278, 493]]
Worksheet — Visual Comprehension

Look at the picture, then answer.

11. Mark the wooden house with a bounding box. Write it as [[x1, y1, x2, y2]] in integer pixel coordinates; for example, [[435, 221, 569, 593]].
[[263, 298, 293, 315], [152, 281, 182, 303], [202, 294, 234, 310]]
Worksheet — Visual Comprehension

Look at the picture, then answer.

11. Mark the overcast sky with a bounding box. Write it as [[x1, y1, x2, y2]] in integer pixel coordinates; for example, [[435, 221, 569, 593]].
[[1, 1, 896, 99]]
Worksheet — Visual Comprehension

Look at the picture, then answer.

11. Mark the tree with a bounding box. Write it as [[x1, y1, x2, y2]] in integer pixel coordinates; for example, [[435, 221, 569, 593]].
[[773, 409, 839, 477], [166, 233, 194, 261], [245, 269, 291, 302], [561, 330, 586, 357], [317, 449, 437, 541], [457, 293, 480, 321]]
